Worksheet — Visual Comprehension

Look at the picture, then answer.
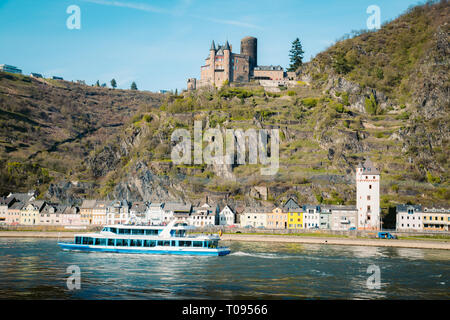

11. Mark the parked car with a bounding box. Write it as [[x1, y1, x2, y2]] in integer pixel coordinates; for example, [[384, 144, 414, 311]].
[[349, 227, 356, 231], [256, 226, 265, 229], [377, 232, 397, 239]]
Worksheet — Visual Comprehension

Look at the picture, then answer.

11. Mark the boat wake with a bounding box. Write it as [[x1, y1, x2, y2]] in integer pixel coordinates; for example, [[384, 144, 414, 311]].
[[230, 251, 296, 259]]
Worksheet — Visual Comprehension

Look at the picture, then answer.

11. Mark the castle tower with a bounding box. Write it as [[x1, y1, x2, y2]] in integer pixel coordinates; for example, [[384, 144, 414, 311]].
[[356, 159, 381, 230], [209, 40, 216, 85], [240, 36, 257, 72], [223, 40, 231, 84]]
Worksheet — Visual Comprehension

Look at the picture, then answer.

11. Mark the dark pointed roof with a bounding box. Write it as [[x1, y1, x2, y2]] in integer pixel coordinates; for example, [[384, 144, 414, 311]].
[[360, 158, 380, 174], [210, 40, 216, 51], [224, 40, 230, 51]]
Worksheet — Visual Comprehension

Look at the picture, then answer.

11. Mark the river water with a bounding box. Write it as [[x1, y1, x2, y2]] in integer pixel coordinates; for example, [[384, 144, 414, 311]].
[[0, 238, 448, 299]]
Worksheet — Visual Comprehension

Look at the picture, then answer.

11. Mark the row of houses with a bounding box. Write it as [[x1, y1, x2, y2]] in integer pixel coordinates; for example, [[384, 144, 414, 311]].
[[396, 205, 450, 232], [0, 192, 236, 227], [0, 191, 448, 232]]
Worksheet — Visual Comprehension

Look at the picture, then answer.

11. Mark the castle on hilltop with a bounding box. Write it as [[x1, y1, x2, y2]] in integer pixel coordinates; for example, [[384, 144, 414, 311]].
[[187, 36, 296, 90]]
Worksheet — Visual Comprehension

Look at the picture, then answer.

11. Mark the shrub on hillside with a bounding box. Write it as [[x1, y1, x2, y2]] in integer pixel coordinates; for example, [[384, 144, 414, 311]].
[[301, 98, 318, 108], [364, 94, 378, 115]]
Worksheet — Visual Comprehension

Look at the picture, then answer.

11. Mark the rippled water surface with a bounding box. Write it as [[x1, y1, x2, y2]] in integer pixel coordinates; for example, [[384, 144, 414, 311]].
[[0, 238, 449, 299]]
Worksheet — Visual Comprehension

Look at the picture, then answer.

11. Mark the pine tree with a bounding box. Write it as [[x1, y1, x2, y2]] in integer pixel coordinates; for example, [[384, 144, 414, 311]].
[[130, 82, 137, 90], [288, 38, 304, 72], [110, 78, 117, 89], [95, 80, 100, 87]]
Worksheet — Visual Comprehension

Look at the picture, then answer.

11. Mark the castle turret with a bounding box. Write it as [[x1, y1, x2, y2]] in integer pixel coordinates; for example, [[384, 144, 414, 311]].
[[240, 36, 257, 72], [209, 40, 216, 84], [224, 40, 231, 84]]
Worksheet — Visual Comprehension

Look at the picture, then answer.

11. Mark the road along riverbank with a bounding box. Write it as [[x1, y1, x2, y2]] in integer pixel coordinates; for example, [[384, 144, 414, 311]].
[[220, 234, 450, 250], [0, 231, 77, 238]]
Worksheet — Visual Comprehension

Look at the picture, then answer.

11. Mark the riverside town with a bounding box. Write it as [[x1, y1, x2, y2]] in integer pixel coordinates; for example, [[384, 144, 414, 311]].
[[2, 160, 448, 233]]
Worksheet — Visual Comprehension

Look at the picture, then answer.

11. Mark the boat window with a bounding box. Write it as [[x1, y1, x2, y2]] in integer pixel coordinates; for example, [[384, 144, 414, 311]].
[[110, 228, 117, 234], [144, 240, 156, 247], [133, 229, 144, 235], [171, 241, 176, 247], [75, 236, 82, 244], [129, 239, 143, 247], [208, 241, 218, 249], [116, 239, 125, 246], [103, 227, 110, 232], [97, 238, 107, 246], [108, 239, 115, 246], [179, 241, 191, 247], [157, 241, 164, 246], [118, 228, 125, 235], [164, 241, 170, 246], [174, 230, 186, 237], [87, 237, 94, 245], [145, 229, 158, 235], [82, 237, 89, 245], [193, 241, 203, 247]]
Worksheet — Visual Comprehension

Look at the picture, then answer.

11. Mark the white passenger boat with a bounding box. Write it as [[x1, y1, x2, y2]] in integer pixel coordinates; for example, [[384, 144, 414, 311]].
[[58, 220, 230, 256]]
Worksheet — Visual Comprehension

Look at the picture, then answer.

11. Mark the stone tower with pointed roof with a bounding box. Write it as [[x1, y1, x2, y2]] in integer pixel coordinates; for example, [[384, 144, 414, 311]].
[[356, 159, 381, 230]]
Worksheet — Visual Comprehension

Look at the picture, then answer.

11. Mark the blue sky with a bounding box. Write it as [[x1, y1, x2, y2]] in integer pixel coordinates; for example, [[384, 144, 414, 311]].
[[0, 0, 423, 92]]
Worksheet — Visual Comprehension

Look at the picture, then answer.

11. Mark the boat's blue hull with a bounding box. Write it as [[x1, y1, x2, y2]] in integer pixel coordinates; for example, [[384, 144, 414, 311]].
[[58, 242, 231, 256]]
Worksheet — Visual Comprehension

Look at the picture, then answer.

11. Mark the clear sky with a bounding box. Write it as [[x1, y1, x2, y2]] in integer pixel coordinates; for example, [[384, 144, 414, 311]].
[[0, 0, 423, 92]]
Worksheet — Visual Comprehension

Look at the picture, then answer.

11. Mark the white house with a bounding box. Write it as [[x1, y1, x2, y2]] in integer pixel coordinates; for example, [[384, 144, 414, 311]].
[[145, 202, 165, 225], [129, 202, 148, 224], [218, 205, 236, 226], [240, 207, 270, 228], [189, 203, 217, 227], [303, 205, 320, 229], [396, 205, 423, 231], [356, 159, 381, 230], [164, 202, 192, 224], [106, 200, 130, 225]]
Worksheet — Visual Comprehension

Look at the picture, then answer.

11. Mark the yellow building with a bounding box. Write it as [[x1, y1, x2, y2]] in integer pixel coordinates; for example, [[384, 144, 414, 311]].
[[422, 207, 449, 231], [92, 201, 108, 225], [80, 200, 96, 225], [287, 209, 303, 230], [266, 207, 288, 229]]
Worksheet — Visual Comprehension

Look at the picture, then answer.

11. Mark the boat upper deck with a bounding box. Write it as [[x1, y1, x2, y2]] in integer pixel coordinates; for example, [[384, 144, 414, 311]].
[[73, 221, 219, 241]]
